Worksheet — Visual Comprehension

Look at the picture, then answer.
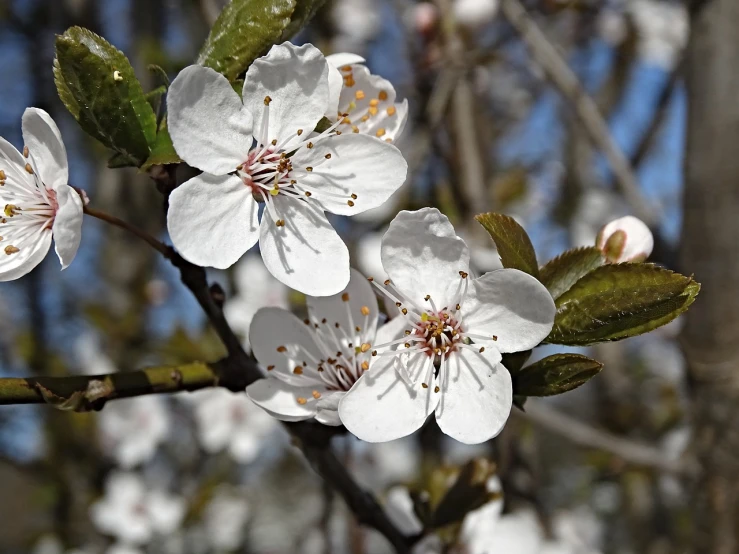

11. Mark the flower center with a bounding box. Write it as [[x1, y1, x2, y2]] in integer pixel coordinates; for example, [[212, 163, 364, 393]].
[[366, 273, 498, 393], [234, 96, 359, 228], [0, 148, 58, 257], [271, 292, 375, 407]]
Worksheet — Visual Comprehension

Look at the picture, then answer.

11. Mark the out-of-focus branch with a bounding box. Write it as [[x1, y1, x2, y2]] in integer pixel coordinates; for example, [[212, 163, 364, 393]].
[[515, 401, 698, 475], [84, 205, 172, 258], [499, 0, 658, 226]]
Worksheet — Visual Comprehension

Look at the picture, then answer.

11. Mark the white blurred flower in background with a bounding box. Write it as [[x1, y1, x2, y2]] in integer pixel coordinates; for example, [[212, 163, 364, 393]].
[[91, 472, 185, 546], [204, 486, 251, 551], [97, 395, 170, 468], [453, 0, 499, 28], [74, 332, 117, 375], [331, 0, 382, 54], [628, 0, 688, 70], [186, 388, 279, 463], [224, 253, 289, 352]]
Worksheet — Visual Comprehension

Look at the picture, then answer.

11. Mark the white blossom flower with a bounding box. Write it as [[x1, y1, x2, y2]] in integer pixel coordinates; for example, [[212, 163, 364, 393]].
[[453, 0, 499, 28], [0, 108, 83, 281], [74, 332, 117, 375], [97, 395, 170, 468], [628, 0, 687, 70], [596, 215, 653, 263], [91, 472, 185, 545], [247, 268, 379, 426], [224, 253, 289, 352], [332, 0, 382, 53], [203, 486, 250, 551], [325, 54, 409, 144], [186, 388, 278, 463], [166, 41, 407, 297], [106, 546, 143, 554], [339, 208, 555, 444]]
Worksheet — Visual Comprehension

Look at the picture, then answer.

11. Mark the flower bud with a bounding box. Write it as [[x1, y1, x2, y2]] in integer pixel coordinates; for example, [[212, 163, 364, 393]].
[[596, 216, 654, 263], [412, 2, 439, 36]]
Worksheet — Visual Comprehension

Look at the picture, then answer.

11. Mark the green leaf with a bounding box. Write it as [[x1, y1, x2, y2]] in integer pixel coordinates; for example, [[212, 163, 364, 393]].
[[539, 247, 605, 300], [546, 264, 701, 345], [54, 27, 157, 166], [107, 152, 137, 169], [197, 0, 297, 81], [501, 350, 531, 377], [475, 213, 539, 278], [141, 120, 182, 171], [144, 85, 167, 116], [279, 0, 328, 40], [513, 354, 603, 396]]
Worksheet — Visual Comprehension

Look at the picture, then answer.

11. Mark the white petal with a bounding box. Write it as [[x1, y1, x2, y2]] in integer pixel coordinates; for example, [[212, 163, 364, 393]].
[[306, 267, 378, 338], [21, 108, 68, 190], [167, 173, 259, 269], [435, 350, 511, 444], [339, 350, 438, 442], [325, 53, 366, 117], [314, 391, 345, 426], [0, 228, 52, 282], [52, 184, 83, 269], [259, 195, 349, 296], [249, 306, 323, 374], [247, 378, 324, 421], [167, 65, 252, 175], [290, 134, 407, 216], [242, 42, 329, 149], [462, 269, 555, 353], [0, 136, 34, 187], [382, 208, 470, 307], [326, 53, 367, 68], [148, 491, 186, 534]]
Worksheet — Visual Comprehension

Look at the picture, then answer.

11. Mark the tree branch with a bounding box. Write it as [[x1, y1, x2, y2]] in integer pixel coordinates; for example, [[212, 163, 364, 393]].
[[515, 401, 698, 476], [499, 0, 658, 226]]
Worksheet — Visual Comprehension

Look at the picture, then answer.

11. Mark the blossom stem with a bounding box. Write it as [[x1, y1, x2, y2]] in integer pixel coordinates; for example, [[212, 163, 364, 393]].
[[83, 206, 172, 258]]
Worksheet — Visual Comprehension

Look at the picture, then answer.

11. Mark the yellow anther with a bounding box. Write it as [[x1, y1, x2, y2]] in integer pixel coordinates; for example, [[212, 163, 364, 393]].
[[378, 91, 389, 101], [348, 101, 357, 112], [304, 191, 312, 197], [342, 292, 350, 302], [306, 167, 313, 172], [459, 271, 469, 278], [384, 279, 391, 285], [267, 365, 275, 371], [264, 96, 272, 105], [361, 305, 370, 316], [341, 117, 351, 125], [276, 219, 285, 227], [361, 361, 369, 371], [23, 146, 29, 158], [325, 153, 332, 159], [372, 350, 378, 356], [0, 170, 5, 180], [387, 106, 397, 116], [352, 126, 360, 133], [297, 129, 304, 136], [361, 114, 370, 122], [293, 366, 303, 375], [277, 346, 287, 352], [434, 386, 440, 393], [421, 312, 429, 322], [341, 65, 353, 73], [271, 139, 277, 146], [368, 107, 378, 116], [376, 128, 386, 138], [312, 390, 321, 399], [421, 383, 429, 389], [369, 99, 379, 107], [25, 163, 33, 174], [355, 90, 366, 100], [360, 343, 371, 353], [479, 347, 485, 353], [401, 308, 408, 315], [270, 187, 279, 196], [347, 200, 355, 207], [344, 76, 356, 87], [493, 335, 498, 341], [297, 397, 307, 405], [4, 245, 19, 255]]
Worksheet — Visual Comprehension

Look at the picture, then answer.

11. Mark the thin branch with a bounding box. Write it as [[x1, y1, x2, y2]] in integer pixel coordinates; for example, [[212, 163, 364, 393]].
[[0, 361, 220, 408], [515, 401, 699, 476], [84, 205, 172, 258], [499, 0, 658, 226]]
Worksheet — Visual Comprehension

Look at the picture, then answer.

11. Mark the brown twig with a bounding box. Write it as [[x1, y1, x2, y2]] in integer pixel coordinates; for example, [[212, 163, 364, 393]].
[[83, 205, 172, 258]]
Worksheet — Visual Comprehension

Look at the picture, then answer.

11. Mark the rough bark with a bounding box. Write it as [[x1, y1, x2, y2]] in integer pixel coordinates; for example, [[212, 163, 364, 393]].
[[682, 1, 739, 552]]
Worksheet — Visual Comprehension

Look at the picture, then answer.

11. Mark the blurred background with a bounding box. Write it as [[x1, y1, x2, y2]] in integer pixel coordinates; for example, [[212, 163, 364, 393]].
[[0, 0, 736, 552]]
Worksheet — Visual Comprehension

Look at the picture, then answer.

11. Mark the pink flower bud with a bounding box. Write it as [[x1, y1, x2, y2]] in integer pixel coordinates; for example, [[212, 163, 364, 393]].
[[596, 216, 654, 263]]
